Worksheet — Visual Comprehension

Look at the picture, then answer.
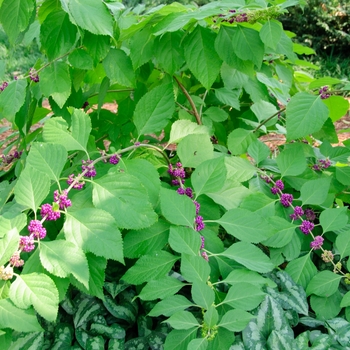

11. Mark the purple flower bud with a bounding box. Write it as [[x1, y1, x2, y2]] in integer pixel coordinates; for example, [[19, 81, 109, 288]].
[[300, 220, 314, 234], [201, 251, 209, 261], [310, 235, 324, 250], [280, 193, 293, 207], [9, 251, 24, 267]]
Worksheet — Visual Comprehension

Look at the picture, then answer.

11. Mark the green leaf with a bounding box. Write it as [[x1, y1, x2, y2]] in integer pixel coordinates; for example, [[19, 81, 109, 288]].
[[232, 25, 264, 69], [0, 79, 27, 122], [40, 240, 89, 288], [188, 338, 208, 350], [259, 20, 283, 49], [262, 217, 296, 248], [177, 134, 214, 168], [276, 144, 307, 177], [26, 143, 67, 183], [204, 305, 218, 328], [341, 291, 350, 308], [227, 128, 257, 155], [121, 251, 178, 285], [169, 226, 201, 256], [93, 172, 157, 230], [0, 0, 34, 44], [309, 77, 342, 90], [203, 106, 228, 122], [43, 110, 91, 152], [267, 330, 294, 350], [181, 254, 210, 283], [215, 87, 241, 110], [221, 242, 274, 273], [300, 177, 331, 206], [221, 283, 266, 311], [83, 32, 110, 64], [207, 327, 235, 350], [129, 26, 155, 69], [225, 156, 256, 182], [166, 311, 200, 330], [0, 228, 19, 266], [285, 252, 317, 289], [155, 31, 185, 75], [168, 120, 209, 145], [191, 157, 226, 198], [216, 208, 275, 243], [248, 140, 270, 165], [164, 327, 198, 350], [306, 270, 342, 297], [222, 269, 276, 288], [67, 0, 113, 36], [40, 10, 78, 60], [219, 309, 255, 332], [149, 295, 194, 317], [103, 48, 135, 88], [319, 207, 348, 233], [323, 96, 349, 122], [9, 273, 58, 322], [336, 166, 350, 186], [8, 332, 45, 350], [75, 297, 105, 328], [160, 187, 196, 227], [64, 208, 123, 263], [68, 49, 94, 70], [286, 92, 329, 141], [310, 292, 342, 320], [14, 166, 50, 212], [251, 100, 279, 122], [191, 281, 215, 310], [40, 61, 71, 108], [124, 220, 170, 259], [0, 299, 43, 332], [184, 25, 222, 89], [133, 83, 175, 136], [335, 231, 350, 258], [138, 277, 184, 301]]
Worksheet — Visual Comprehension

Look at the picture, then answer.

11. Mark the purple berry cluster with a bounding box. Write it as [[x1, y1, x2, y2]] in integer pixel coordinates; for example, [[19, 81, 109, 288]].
[[9, 252, 24, 267], [41, 203, 61, 220], [29, 68, 39, 82], [0, 81, 8, 92], [28, 220, 47, 239], [1, 150, 22, 165], [168, 162, 186, 185], [215, 10, 249, 23], [319, 86, 330, 99], [82, 160, 97, 177], [54, 189, 72, 210], [67, 174, 85, 190], [312, 158, 331, 171], [109, 154, 120, 165]]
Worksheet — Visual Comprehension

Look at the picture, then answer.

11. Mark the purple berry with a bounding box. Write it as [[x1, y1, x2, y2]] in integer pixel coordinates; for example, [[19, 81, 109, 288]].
[[54, 190, 72, 210], [280, 193, 293, 207], [305, 209, 316, 221], [193, 200, 200, 215], [82, 160, 96, 177], [200, 235, 205, 249], [177, 188, 185, 195], [109, 154, 120, 165], [28, 220, 47, 239], [19, 235, 35, 252], [201, 251, 209, 261], [310, 235, 324, 250], [290, 206, 304, 220], [275, 180, 284, 190], [67, 174, 85, 190], [195, 216, 205, 231], [271, 187, 279, 195], [41, 203, 61, 221], [300, 220, 314, 234]]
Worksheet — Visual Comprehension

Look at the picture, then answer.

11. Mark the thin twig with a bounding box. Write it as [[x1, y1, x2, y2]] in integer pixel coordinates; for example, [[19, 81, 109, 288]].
[[174, 76, 202, 125], [253, 107, 286, 133]]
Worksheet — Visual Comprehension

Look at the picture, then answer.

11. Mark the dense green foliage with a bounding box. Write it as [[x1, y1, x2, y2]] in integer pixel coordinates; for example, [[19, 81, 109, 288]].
[[0, 0, 350, 349]]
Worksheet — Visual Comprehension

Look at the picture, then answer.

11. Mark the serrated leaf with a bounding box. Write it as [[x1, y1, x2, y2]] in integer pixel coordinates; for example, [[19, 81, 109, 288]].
[[251, 100, 279, 123], [168, 120, 209, 145], [169, 226, 201, 256], [262, 217, 296, 248], [191, 281, 215, 310], [149, 295, 194, 317], [276, 144, 307, 177], [184, 25, 222, 89], [138, 276, 184, 301], [319, 207, 348, 233], [67, 0, 113, 36], [0, 299, 43, 332], [300, 177, 331, 205], [130, 26, 154, 69], [223, 269, 276, 288], [248, 140, 270, 165], [14, 166, 50, 212], [26, 143, 67, 183], [160, 187, 196, 227], [286, 92, 329, 141], [227, 128, 256, 155], [215, 87, 241, 110], [40, 240, 89, 289], [134, 83, 175, 136], [191, 156, 226, 197], [40, 61, 71, 108], [68, 49, 94, 70], [285, 252, 317, 289], [93, 172, 157, 230], [0, 0, 34, 44], [121, 251, 178, 285], [103, 48, 135, 88], [203, 106, 228, 122], [0, 79, 27, 122], [219, 309, 255, 332], [164, 327, 198, 350], [336, 231, 350, 258], [225, 156, 256, 182], [181, 254, 210, 283], [40, 10, 77, 60], [64, 208, 123, 263], [259, 20, 283, 49], [10, 273, 59, 322], [0, 228, 19, 266], [165, 311, 200, 330], [323, 96, 349, 122], [124, 220, 170, 259], [216, 208, 275, 243], [221, 283, 265, 311], [310, 292, 342, 320], [221, 242, 274, 273], [177, 134, 214, 168], [43, 110, 91, 152], [306, 271, 342, 297], [336, 166, 350, 186]]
